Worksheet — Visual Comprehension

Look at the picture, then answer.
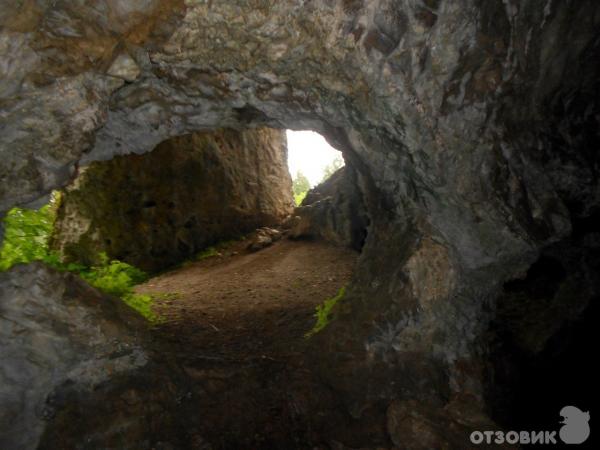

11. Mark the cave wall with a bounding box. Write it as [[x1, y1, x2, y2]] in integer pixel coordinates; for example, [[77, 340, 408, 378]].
[[290, 166, 369, 250], [1, 0, 599, 447], [0, 264, 194, 450], [50, 127, 293, 272]]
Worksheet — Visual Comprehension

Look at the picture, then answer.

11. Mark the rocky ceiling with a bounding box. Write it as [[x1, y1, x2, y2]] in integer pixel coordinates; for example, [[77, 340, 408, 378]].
[[1, 0, 599, 448]]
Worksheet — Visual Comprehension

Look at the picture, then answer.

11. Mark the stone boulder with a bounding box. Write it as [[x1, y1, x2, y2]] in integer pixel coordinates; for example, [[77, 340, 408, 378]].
[[247, 227, 282, 252], [51, 128, 294, 272], [289, 166, 368, 250], [0, 263, 196, 450]]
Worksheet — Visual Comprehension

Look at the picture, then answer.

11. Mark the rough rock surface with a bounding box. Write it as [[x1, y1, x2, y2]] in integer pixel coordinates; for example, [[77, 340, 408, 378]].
[[0, 263, 193, 450], [485, 230, 600, 430], [247, 226, 282, 252], [1, 0, 599, 447], [290, 166, 368, 250], [51, 128, 293, 272]]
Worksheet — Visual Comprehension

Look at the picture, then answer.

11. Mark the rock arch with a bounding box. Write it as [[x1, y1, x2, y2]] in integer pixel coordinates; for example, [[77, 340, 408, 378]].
[[1, 1, 599, 448]]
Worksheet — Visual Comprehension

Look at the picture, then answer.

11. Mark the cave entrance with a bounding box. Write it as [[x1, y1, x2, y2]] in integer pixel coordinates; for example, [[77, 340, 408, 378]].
[[113, 128, 361, 447], [286, 129, 345, 206], [116, 127, 359, 359], [0, 125, 362, 327], [1, 125, 366, 448]]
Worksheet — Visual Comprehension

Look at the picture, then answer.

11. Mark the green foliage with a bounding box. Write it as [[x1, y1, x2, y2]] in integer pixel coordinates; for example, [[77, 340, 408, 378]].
[[293, 170, 311, 195], [305, 286, 346, 337], [78, 253, 148, 297], [0, 199, 157, 321], [194, 237, 246, 262], [320, 155, 344, 183], [177, 239, 240, 270], [128, 291, 180, 323], [196, 246, 219, 260], [0, 197, 59, 270], [64, 257, 154, 321], [294, 190, 307, 206], [292, 171, 311, 206], [121, 293, 160, 323]]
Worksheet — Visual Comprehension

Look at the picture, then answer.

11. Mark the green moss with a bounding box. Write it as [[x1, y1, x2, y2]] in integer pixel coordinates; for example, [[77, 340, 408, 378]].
[[127, 291, 181, 323], [122, 293, 161, 323], [305, 286, 346, 338], [196, 246, 219, 260], [79, 254, 146, 293], [195, 237, 244, 261], [293, 171, 310, 206]]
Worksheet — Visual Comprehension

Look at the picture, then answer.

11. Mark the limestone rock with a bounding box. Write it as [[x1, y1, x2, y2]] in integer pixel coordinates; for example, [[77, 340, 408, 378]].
[[290, 167, 368, 250], [50, 128, 294, 272], [107, 53, 140, 82], [386, 399, 502, 450], [247, 226, 282, 252], [0, 0, 599, 447], [0, 263, 192, 450]]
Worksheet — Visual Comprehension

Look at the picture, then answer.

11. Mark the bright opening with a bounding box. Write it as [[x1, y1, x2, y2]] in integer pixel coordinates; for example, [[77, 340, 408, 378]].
[[286, 130, 344, 205]]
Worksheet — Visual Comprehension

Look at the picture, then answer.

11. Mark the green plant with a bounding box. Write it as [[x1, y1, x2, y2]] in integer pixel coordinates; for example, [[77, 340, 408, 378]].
[[294, 191, 307, 206], [195, 237, 247, 262], [123, 291, 180, 323], [292, 170, 310, 206], [305, 286, 346, 337], [196, 246, 219, 260], [0, 197, 58, 270], [0, 198, 158, 322], [63, 255, 159, 321], [121, 293, 160, 323], [78, 253, 147, 296]]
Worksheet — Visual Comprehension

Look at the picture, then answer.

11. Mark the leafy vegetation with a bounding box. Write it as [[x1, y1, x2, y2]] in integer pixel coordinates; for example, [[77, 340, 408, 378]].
[[195, 237, 246, 262], [305, 286, 346, 337], [176, 238, 244, 270], [0, 197, 159, 322], [0, 194, 60, 271], [196, 246, 220, 260], [294, 190, 307, 206], [291, 156, 344, 206], [121, 293, 158, 322], [127, 292, 183, 323], [292, 170, 311, 206], [77, 252, 147, 296]]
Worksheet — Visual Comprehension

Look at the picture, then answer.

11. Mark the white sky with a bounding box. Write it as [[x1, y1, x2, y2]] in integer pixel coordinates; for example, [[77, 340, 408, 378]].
[[286, 130, 343, 187]]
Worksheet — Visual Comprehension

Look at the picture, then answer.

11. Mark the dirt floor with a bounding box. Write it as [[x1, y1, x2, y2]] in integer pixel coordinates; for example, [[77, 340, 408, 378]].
[[134, 237, 382, 449], [137, 238, 357, 362]]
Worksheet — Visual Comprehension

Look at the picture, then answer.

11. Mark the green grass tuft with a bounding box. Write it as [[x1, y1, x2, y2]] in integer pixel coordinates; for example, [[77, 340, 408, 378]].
[[196, 246, 219, 260], [195, 237, 245, 262], [122, 293, 161, 323], [305, 286, 346, 338], [79, 253, 148, 296]]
